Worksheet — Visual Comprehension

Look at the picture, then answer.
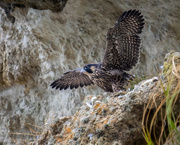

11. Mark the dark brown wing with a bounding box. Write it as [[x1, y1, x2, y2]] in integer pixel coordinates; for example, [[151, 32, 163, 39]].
[[102, 10, 145, 71], [50, 68, 93, 90]]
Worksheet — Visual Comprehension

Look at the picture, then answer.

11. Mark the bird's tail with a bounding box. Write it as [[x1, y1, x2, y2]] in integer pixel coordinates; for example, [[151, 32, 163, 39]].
[[112, 72, 134, 92], [123, 72, 135, 81]]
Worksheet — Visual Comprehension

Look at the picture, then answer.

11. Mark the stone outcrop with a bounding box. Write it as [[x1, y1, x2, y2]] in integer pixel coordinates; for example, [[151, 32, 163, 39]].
[[0, 0, 68, 12], [0, 0, 68, 22], [0, 0, 180, 144], [34, 51, 180, 145]]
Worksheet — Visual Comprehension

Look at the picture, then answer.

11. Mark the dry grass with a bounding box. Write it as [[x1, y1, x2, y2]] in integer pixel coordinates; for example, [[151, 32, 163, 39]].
[[142, 52, 180, 145], [9, 111, 55, 145], [9, 121, 42, 145]]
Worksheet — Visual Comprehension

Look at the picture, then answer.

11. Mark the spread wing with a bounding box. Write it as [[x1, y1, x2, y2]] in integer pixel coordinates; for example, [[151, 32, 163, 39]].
[[50, 68, 93, 90], [102, 10, 145, 71]]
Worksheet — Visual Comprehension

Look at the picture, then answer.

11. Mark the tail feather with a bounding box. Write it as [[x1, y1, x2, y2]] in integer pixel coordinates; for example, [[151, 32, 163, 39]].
[[112, 72, 134, 92]]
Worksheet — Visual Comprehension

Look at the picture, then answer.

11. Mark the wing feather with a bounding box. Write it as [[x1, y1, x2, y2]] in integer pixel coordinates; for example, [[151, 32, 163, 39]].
[[79, 77, 84, 87], [102, 10, 144, 71], [50, 68, 93, 90]]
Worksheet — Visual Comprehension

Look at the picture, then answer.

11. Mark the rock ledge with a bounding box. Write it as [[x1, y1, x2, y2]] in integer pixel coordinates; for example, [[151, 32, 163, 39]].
[[35, 51, 180, 145]]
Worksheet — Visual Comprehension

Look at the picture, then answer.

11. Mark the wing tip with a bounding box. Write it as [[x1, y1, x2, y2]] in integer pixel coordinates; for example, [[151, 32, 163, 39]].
[[50, 80, 58, 88], [119, 9, 145, 34]]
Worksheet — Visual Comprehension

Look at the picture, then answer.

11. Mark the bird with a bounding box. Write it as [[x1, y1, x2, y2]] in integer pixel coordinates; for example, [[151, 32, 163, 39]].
[[50, 10, 145, 93]]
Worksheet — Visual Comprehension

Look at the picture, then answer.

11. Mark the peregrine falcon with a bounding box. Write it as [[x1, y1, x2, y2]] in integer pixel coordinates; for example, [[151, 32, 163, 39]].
[[51, 10, 145, 92]]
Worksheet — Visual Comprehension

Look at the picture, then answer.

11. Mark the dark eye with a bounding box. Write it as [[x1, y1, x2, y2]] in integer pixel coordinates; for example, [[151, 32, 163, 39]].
[[84, 66, 87, 70]]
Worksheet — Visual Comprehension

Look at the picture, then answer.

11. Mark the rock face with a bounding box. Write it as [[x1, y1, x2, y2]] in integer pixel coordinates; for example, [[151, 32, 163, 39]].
[[0, 0, 68, 22], [0, 0, 68, 12], [0, 0, 180, 144]]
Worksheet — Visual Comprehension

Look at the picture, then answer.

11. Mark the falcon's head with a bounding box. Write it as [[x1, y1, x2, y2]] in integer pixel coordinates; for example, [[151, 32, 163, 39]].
[[81, 64, 99, 74]]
